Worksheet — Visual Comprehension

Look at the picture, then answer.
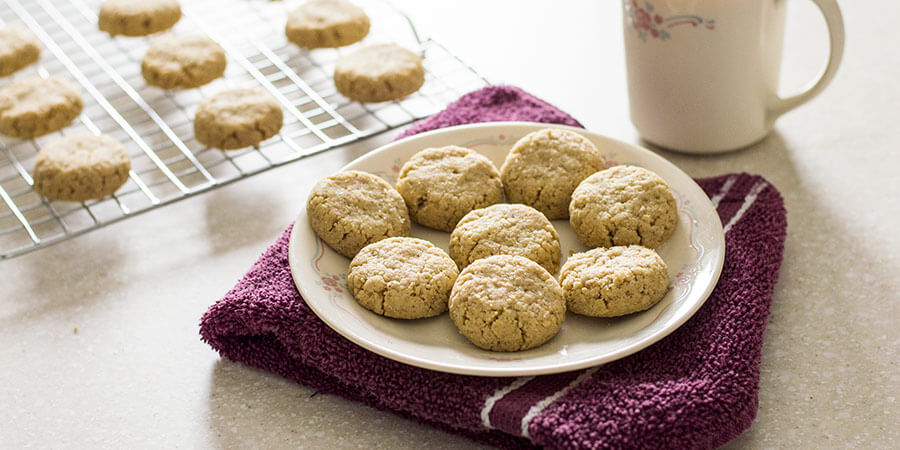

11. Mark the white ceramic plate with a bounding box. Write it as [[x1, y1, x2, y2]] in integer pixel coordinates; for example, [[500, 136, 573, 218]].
[[288, 122, 725, 376]]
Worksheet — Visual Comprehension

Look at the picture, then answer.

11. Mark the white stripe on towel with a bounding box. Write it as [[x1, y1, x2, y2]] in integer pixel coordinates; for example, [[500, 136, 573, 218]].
[[710, 175, 738, 209], [480, 376, 534, 429], [520, 367, 599, 438], [723, 181, 769, 234]]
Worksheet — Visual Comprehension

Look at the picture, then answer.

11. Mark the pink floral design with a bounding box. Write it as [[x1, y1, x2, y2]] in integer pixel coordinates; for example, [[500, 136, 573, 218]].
[[317, 273, 347, 294], [625, 0, 716, 42]]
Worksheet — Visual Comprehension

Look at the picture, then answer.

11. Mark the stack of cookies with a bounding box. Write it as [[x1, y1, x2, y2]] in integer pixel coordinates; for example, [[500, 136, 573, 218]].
[[306, 127, 680, 353]]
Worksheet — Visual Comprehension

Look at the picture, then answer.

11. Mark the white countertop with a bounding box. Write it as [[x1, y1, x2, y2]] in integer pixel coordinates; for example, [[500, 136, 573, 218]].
[[2, 1, 898, 448]]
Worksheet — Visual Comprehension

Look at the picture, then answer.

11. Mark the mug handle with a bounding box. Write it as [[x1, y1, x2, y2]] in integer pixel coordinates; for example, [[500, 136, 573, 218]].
[[767, 0, 845, 120]]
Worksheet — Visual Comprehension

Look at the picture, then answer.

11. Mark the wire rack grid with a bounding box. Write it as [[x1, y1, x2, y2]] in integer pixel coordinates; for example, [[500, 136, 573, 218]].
[[0, 0, 488, 259]]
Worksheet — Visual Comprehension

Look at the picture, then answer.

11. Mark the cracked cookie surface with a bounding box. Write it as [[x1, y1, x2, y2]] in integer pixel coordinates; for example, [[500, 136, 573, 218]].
[[396, 145, 503, 232], [307, 170, 410, 259], [141, 34, 226, 89], [33, 134, 131, 202], [333, 43, 424, 102], [0, 76, 82, 138], [448, 255, 565, 352], [500, 128, 607, 219], [569, 165, 677, 249], [449, 203, 560, 274], [194, 88, 283, 150], [348, 237, 458, 319], [559, 245, 669, 317], [98, 0, 181, 37], [0, 25, 40, 77], [285, 0, 369, 49]]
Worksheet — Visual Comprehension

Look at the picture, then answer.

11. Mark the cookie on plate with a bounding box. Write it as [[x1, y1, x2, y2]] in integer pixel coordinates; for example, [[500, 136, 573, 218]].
[[32, 134, 131, 202], [141, 34, 226, 89], [98, 0, 181, 37], [396, 145, 503, 232], [0, 25, 41, 77], [193, 88, 283, 149], [569, 165, 677, 249], [285, 0, 370, 49], [449, 203, 561, 274], [334, 43, 424, 103], [307, 170, 411, 258], [559, 245, 669, 317], [500, 128, 607, 219], [348, 237, 458, 319], [449, 255, 565, 352], [0, 76, 83, 139]]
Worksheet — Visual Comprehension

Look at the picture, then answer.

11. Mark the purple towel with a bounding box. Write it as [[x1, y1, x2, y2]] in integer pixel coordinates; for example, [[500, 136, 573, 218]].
[[200, 86, 787, 449]]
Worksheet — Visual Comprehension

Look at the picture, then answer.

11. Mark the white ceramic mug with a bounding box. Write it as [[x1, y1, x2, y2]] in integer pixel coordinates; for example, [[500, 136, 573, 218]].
[[622, 0, 844, 153]]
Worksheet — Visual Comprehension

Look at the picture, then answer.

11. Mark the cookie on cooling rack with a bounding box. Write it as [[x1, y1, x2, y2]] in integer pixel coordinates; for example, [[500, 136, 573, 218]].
[[33, 134, 131, 202], [348, 237, 458, 319], [500, 128, 607, 220], [307, 170, 411, 259], [193, 88, 283, 150], [0, 25, 41, 77], [559, 245, 669, 317], [0, 76, 83, 139], [141, 34, 226, 89], [334, 43, 425, 103], [98, 0, 182, 37], [285, 0, 370, 49], [569, 165, 678, 249]]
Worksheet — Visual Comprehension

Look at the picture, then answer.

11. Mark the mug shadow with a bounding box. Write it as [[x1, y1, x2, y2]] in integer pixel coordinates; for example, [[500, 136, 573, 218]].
[[205, 358, 487, 449]]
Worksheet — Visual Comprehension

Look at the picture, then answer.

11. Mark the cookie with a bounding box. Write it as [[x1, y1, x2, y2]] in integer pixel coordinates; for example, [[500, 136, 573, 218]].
[[559, 245, 669, 317], [0, 76, 83, 139], [348, 237, 458, 319], [449, 255, 565, 352], [396, 145, 503, 232], [449, 203, 561, 274], [0, 25, 41, 77], [285, 0, 370, 49], [500, 128, 607, 219], [193, 88, 283, 150], [98, 0, 181, 37], [569, 165, 678, 249], [141, 34, 226, 89], [32, 134, 131, 202], [307, 170, 411, 258], [334, 43, 424, 102]]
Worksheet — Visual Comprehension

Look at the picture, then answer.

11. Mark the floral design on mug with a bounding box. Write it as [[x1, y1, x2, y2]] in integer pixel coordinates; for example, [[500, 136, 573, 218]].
[[625, 0, 716, 41]]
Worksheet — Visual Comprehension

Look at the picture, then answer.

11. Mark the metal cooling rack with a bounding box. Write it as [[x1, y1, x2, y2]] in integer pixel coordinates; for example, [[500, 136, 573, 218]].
[[0, 0, 487, 259]]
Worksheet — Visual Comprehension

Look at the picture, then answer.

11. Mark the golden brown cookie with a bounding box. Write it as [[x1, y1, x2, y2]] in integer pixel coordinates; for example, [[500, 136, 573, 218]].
[[500, 128, 607, 219], [449, 203, 561, 274], [32, 134, 131, 202], [98, 0, 181, 37], [449, 255, 566, 352], [193, 88, 283, 150], [141, 34, 226, 89], [307, 170, 411, 259], [396, 145, 503, 232], [0, 25, 41, 77], [285, 0, 370, 49], [348, 237, 458, 319], [559, 245, 669, 317], [334, 43, 424, 102], [569, 165, 678, 249], [0, 76, 83, 139]]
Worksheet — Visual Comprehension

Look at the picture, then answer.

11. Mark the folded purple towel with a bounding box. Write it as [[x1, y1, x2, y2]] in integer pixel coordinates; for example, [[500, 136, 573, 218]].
[[200, 86, 787, 449]]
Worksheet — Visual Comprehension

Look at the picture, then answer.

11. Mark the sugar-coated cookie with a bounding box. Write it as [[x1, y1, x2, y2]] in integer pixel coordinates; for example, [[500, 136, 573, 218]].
[[449, 255, 565, 352], [348, 237, 458, 319], [334, 43, 424, 102], [193, 88, 283, 149], [559, 245, 669, 317], [32, 134, 131, 202], [396, 145, 503, 232], [0, 76, 83, 139], [500, 128, 607, 219], [569, 165, 677, 249], [307, 170, 411, 259]]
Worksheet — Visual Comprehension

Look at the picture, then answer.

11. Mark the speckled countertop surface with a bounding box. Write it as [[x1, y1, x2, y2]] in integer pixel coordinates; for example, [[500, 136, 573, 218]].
[[1, 1, 897, 448]]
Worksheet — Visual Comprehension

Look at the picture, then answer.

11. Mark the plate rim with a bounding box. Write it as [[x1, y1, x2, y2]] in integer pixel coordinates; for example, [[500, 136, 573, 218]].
[[288, 121, 725, 376]]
